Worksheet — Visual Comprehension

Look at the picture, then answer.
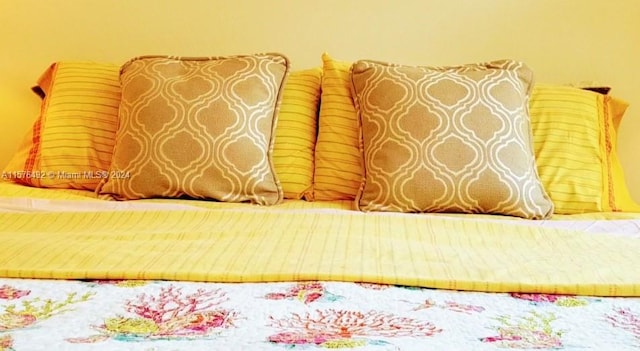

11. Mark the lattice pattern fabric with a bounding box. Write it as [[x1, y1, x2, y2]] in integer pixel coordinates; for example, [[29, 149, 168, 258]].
[[97, 54, 289, 205], [350, 59, 553, 219]]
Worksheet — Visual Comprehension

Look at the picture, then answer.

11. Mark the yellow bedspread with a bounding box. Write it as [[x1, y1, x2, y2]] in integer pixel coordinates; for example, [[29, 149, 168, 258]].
[[1, 204, 640, 297]]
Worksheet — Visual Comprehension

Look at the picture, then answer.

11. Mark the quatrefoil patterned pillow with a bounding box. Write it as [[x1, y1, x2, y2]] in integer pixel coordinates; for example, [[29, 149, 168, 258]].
[[350, 59, 553, 219], [97, 54, 289, 205]]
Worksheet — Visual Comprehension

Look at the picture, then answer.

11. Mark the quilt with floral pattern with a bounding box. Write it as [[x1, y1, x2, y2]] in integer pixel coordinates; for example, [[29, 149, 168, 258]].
[[2, 278, 640, 350]]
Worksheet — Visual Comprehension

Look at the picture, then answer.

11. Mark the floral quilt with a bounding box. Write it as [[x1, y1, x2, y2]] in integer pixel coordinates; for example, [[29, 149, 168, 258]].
[[1, 278, 639, 350]]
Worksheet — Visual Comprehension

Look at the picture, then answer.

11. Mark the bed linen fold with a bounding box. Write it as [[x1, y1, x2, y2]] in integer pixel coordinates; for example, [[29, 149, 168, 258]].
[[1, 208, 639, 297]]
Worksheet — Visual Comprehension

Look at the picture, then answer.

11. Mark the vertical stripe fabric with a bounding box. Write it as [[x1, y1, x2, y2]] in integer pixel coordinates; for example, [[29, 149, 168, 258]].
[[273, 67, 322, 199], [4, 62, 121, 190]]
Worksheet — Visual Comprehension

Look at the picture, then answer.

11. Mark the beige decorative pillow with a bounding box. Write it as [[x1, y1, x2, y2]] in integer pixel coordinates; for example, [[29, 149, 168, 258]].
[[350, 59, 554, 219], [97, 54, 289, 205]]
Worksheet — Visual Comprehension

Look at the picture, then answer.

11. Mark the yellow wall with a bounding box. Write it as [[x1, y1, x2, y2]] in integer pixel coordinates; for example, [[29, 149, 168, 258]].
[[1, 0, 639, 200]]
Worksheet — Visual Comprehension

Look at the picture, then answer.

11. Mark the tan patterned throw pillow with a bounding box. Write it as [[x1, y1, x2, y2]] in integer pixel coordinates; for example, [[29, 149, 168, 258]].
[[350, 59, 553, 219], [97, 54, 289, 205]]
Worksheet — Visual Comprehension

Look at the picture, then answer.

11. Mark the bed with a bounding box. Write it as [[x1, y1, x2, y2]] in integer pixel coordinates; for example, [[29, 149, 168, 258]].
[[1, 53, 640, 350]]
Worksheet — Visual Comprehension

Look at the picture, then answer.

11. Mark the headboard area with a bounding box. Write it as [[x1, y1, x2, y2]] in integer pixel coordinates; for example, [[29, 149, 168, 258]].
[[1, 0, 638, 202]]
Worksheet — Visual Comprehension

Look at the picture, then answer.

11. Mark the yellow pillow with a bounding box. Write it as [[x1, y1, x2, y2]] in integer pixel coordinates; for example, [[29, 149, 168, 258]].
[[3, 62, 121, 190], [313, 53, 363, 200], [5, 60, 319, 199], [272, 67, 322, 200], [97, 54, 289, 205], [530, 85, 640, 213]]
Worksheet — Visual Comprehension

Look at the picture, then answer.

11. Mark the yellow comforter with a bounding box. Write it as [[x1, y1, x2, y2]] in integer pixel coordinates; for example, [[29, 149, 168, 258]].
[[1, 192, 640, 296]]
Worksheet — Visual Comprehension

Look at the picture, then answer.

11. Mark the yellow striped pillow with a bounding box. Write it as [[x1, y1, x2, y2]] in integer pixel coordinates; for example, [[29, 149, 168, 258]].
[[3, 62, 121, 190], [273, 68, 322, 200], [530, 85, 640, 213], [313, 53, 363, 200]]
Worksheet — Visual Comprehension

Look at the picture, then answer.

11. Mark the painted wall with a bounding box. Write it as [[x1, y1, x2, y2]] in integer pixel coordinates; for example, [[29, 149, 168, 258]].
[[1, 0, 639, 200]]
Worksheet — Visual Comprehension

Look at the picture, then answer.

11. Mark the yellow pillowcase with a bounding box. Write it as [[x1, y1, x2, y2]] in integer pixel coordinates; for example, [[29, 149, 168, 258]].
[[4, 61, 321, 200], [311, 54, 638, 213], [3, 62, 121, 190], [272, 67, 322, 200], [313, 53, 363, 200], [530, 85, 640, 213]]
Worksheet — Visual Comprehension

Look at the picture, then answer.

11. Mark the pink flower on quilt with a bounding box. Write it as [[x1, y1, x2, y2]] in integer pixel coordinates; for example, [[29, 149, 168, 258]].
[[410, 299, 485, 314], [510, 293, 564, 303], [0, 313, 36, 331], [0, 285, 30, 300], [442, 301, 486, 314], [606, 307, 640, 342], [267, 309, 441, 348], [0, 334, 14, 350], [481, 311, 564, 349], [480, 335, 522, 343], [510, 293, 589, 307], [77, 285, 239, 343], [356, 282, 391, 290], [264, 282, 342, 304], [165, 310, 235, 335]]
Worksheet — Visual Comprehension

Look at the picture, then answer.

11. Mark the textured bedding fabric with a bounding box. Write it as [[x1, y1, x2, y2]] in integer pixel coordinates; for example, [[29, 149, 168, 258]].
[[3, 201, 640, 295], [1, 278, 640, 350], [1, 182, 640, 349]]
